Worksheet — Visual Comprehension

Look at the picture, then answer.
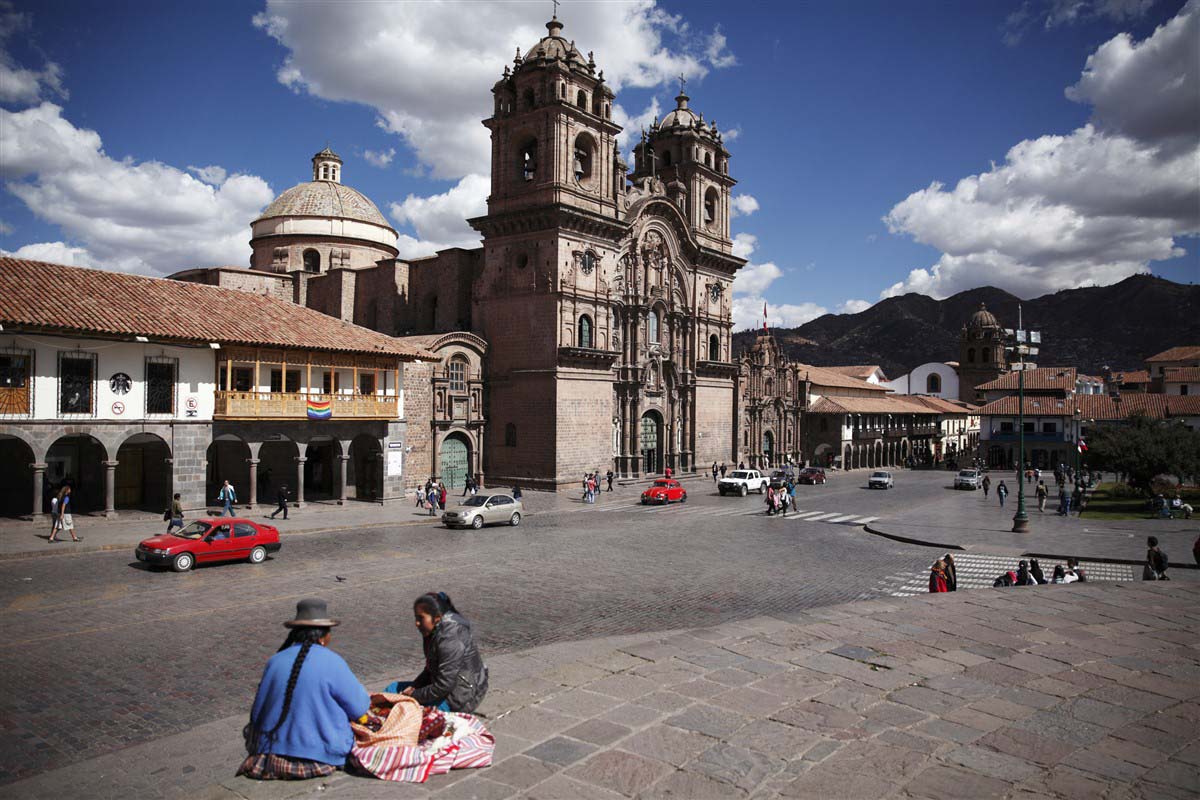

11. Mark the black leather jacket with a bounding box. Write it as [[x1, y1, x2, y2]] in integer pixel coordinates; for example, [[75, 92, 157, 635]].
[[410, 613, 488, 712]]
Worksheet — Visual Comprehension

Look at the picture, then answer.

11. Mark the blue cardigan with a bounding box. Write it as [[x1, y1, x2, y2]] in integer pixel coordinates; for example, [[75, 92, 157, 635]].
[[250, 643, 370, 765]]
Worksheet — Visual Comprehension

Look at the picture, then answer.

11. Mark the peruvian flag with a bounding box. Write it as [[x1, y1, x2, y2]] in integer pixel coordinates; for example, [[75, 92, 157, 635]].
[[763, 302, 768, 334], [1077, 437, 1088, 453]]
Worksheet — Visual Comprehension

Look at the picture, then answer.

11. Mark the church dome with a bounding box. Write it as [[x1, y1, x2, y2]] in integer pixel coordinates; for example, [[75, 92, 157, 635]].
[[660, 92, 700, 129], [256, 181, 390, 228], [967, 303, 1000, 329], [521, 17, 589, 70]]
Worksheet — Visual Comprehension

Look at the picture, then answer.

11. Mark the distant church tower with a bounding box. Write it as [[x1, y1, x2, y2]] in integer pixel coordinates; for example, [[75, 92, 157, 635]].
[[957, 303, 1007, 402]]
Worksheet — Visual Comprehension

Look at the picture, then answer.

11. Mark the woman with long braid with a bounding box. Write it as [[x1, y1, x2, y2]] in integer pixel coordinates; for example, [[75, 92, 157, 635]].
[[238, 599, 370, 780]]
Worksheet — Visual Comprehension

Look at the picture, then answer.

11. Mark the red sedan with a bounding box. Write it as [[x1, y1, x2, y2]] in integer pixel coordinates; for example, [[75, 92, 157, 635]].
[[135, 518, 281, 572], [798, 467, 827, 485], [641, 479, 687, 505]]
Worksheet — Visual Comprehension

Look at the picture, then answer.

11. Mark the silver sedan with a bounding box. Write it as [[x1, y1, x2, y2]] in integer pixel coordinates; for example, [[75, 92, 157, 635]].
[[442, 493, 524, 529]]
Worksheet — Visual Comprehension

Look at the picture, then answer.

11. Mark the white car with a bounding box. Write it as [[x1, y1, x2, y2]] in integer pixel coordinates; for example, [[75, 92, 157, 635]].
[[718, 469, 768, 496], [954, 469, 982, 490], [868, 471, 894, 489]]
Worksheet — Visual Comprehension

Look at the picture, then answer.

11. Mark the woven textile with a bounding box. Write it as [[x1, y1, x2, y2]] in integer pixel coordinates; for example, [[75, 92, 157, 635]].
[[348, 712, 494, 783], [352, 693, 422, 749], [236, 753, 337, 781]]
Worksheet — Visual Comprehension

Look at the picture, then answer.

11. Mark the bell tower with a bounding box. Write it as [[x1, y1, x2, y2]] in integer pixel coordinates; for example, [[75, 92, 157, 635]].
[[630, 84, 736, 254], [958, 303, 1008, 402]]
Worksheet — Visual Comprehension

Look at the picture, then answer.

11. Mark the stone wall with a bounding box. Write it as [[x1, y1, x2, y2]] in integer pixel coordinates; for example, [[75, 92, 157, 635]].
[[483, 372, 557, 489], [554, 371, 614, 486], [403, 360, 434, 490], [408, 248, 482, 333], [693, 379, 735, 468]]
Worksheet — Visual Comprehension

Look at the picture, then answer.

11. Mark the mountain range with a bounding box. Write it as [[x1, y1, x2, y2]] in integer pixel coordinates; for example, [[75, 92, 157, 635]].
[[732, 275, 1200, 378]]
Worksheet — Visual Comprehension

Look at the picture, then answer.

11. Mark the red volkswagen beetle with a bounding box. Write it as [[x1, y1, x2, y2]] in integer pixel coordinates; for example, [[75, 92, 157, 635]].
[[641, 479, 687, 505], [135, 518, 281, 572]]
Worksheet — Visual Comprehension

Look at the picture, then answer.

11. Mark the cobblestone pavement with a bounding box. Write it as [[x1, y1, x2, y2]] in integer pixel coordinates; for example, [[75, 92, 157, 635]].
[[6, 582, 1199, 799], [867, 554, 1136, 597], [0, 470, 940, 785]]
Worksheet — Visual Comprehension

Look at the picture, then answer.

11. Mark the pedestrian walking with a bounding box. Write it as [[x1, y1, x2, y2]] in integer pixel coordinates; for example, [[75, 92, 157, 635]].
[[166, 492, 185, 533], [415, 487, 425, 510], [711, 462, 718, 483], [720, 463, 727, 478], [438, 482, 447, 511], [606, 469, 614, 492], [764, 486, 775, 516], [1072, 484, 1083, 515], [929, 560, 949, 593], [982, 475, 991, 498], [789, 480, 798, 512], [48, 487, 63, 541], [943, 553, 958, 591], [217, 480, 237, 517], [462, 475, 474, 497], [780, 485, 788, 516], [270, 485, 289, 520], [1144, 536, 1169, 580], [427, 486, 439, 516], [511, 485, 522, 500], [996, 480, 1008, 508], [49, 486, 81, 542], [1036, 481, 1047, 512]]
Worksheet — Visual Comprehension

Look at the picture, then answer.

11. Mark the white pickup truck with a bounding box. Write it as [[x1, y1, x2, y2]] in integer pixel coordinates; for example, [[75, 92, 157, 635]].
[[718, 469, 768, 496]]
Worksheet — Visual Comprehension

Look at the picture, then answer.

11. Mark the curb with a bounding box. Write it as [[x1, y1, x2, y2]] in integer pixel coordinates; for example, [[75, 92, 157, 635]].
[[863, 523, 965, 552]]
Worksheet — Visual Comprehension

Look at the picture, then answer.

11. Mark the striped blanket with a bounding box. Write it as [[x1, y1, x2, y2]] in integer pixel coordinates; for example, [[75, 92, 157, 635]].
[[349, 711, 494, 783]]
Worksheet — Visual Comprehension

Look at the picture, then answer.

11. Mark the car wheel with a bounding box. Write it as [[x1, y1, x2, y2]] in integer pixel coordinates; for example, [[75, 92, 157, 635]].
[[718, 489, 725, 496], [681, 492, 687, 503], [760, 482, 767, 494], [171, 552, 194, 572], [471, 515, 484, 530], [249, 546, 267, 564], [509, 512, 521, 527], [739, 485, 748, 497]]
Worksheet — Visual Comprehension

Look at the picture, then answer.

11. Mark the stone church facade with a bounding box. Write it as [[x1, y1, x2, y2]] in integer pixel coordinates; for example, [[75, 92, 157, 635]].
[[174, 15, 745, 491]]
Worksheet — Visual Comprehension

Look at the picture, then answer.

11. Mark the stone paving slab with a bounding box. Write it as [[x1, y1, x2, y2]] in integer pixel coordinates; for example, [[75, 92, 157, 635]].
[[5, 581, 1200, 799]]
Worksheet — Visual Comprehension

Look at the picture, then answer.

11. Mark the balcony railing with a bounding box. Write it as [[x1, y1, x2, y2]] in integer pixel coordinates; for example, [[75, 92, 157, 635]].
[[214, 391, 398, 420]]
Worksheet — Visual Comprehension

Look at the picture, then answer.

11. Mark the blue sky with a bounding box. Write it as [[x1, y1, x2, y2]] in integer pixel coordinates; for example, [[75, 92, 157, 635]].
[[1, 0, 1196, 331]]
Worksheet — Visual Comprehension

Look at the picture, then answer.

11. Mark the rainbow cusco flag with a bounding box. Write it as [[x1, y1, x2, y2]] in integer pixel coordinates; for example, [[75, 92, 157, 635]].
[[306, 399, 332, 420]]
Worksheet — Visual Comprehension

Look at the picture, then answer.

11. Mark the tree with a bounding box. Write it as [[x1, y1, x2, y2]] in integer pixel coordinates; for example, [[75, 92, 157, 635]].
[[1086, 414, 1200, 491]]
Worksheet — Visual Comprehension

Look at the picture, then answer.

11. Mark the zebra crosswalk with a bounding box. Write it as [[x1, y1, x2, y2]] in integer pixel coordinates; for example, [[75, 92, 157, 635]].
[[575, 501, 878, 527], [864, 553, 1135, 598]]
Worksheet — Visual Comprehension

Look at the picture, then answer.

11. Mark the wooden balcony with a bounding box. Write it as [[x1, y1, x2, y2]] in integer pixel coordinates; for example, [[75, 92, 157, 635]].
[[213, 391, 398, 420]]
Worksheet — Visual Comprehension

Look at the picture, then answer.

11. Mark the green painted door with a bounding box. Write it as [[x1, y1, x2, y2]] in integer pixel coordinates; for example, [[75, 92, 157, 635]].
[[440, 436, 469, 490]]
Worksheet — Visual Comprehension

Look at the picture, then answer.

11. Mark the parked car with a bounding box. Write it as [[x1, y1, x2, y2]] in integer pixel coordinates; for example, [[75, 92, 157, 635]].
[[135, 518, 281, 572], [443, 493, 523, 529], [954, 469, 983, 490], [797, 467, 827, 485], [718, 469, 768, 496], [768, 470, 794, 490], [868, 471, 894, 489], [642, 479, 687, 505]]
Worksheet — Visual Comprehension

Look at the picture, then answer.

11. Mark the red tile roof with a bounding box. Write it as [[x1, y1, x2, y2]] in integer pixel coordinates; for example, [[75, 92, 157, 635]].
[[809, 396, 938, 415], [1165, 395, 1200, 415], [824, 365, 886, 381], [1110, 369, 1150, 385], [797, 364, 890, 392], [1145, 346, 1200, 363], [0, 258, 436, 359], [903, 395, 979, 414], [1163, 367, 1200, 383], [977, 394, 1182, 420], [976, 367, 1078, 392]]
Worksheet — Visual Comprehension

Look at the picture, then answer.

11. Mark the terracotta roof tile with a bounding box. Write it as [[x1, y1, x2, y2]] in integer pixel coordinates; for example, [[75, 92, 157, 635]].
[[1110, 369, 1150, 384], [809, 395, 938, 415], [978, 394, 1177, 420], [976, 367, 1078, 392], [0, 258, 435, 360], [824, 365, 886, 380], [1145, 345, 1200, 363], [903, 395, 979, 414], [796, 363, 890, 392], [1163, 367, 1200, 383]]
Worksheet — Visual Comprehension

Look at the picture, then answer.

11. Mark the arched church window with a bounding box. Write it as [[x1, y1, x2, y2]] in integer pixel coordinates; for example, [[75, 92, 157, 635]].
[[577, 89, 587, 108], [709, 334, 720, 361], [303, 249, 320, 273], [573, 133, 594, 186], [927, 373, 941, 394], [704, 187, 719, 228], [519, 139, 537, 182], [704, 152, 712, 167], [967, 348, 976, 363], [448, 357, 468, 392], [982, 347, 991, 363], [661, 149, 672, 168], [648, 310, 660, 345], [578, 315, 594, 348]]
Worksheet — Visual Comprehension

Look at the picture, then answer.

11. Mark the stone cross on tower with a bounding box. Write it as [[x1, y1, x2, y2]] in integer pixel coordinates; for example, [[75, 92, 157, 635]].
[[552, 0, 560, 18], [677, 73, 687, 95]]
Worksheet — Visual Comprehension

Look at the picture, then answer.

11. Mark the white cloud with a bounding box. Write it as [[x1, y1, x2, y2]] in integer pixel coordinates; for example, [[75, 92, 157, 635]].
[[0, 3, 66, 104], [1, 103, 274, 274], [363, 147, 396, 168], [389, 173, 488, 258], [188, 165, 227, 185], [1002, 0, 1155, 46], [837, 299, 873, 314], [721, 126, 741, 142], [613, 96, 663, 154], [730, 193, 759, 217], [732, 260, 781, 296], [732, 295, 828, 331], [732, 232, 757, 259], [0, 219, 12, 235], [884, 2, 1199, 300], [253, 1, 736, 181], [1, 240, 94, 266]]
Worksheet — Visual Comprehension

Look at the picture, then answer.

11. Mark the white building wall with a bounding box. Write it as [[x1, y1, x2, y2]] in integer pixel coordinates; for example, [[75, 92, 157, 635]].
[[883, 363, 958, 399], [2, 333, 214, 421]]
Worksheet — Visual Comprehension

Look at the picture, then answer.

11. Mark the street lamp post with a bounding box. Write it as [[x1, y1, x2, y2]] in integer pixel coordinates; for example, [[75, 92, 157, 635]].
[[1007, 308, 1040, 533], [1074, 408, 1082, 484]]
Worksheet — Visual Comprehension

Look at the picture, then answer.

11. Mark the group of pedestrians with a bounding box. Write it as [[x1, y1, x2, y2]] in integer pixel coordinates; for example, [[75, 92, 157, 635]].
[[986, 557, 1088, 588], [238, 592, 488, 781], [709, 462, 728, 482], [417, 479, 448, 516], [581, 470, 613, 502], [764, 480, 798, 516]]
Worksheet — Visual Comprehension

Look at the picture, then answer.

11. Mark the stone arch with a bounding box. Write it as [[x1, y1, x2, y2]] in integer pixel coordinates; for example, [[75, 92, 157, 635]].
[[257, 437, 300, 502], [517, 135, 538, 182], [639, 410, 664, 474], [0, 434, 36, 517], [349, 434, 382, 501], [439, 431, 472, 490], [302, 248, 320, 273], [47, 434, 109, 514], [207, 435, 251, 506], [303, 437, 341, 501], [115, 432, 172, 512], [573, 131, 596, 187]]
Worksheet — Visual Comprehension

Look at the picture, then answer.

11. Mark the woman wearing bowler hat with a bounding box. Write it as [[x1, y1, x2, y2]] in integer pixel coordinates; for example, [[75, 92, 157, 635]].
[[238, 599, 370, 780]]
